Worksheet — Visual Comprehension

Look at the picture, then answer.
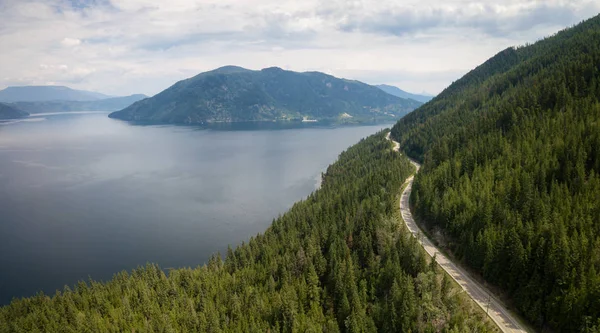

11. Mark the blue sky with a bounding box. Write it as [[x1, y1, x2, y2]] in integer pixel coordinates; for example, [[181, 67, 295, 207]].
[[1, 0, 599, 96]]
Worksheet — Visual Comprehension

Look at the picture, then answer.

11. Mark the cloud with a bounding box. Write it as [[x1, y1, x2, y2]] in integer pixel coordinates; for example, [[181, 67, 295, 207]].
[[0, 0, 598, 96], [331, 1, 594, 38], [61, 37, 81, 46]]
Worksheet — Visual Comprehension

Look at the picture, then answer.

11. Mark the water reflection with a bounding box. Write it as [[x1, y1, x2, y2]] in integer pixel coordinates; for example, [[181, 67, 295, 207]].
[[0, 112, 386, 304]]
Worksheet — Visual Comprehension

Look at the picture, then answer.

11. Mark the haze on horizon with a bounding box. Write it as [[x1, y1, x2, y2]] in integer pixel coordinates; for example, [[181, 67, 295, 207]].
[[1, 0, 599, 97]]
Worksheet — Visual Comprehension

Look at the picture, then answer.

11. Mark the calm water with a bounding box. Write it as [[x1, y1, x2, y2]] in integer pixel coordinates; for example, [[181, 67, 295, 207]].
[[0, 112, 386, 304]]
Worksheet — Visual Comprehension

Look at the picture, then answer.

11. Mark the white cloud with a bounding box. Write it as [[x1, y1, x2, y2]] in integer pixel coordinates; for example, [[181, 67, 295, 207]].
[[0, 0, 598, 96], [61, 38, 82, 47]]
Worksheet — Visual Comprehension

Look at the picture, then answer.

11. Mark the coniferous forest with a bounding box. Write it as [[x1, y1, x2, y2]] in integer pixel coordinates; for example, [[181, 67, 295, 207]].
[[3, 9, 600, 333], [0, 132, 497, 332], [391, 14, 600, 332]]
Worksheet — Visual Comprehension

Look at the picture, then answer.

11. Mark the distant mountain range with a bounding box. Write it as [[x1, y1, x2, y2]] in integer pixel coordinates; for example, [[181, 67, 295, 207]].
[[12, 94, 148, 113], [376, 84, 434, 103], [0, 86, 112, 102], [0, 103, 28, 120], [0, 86, 148, 114], [109, 66, 422, 124]]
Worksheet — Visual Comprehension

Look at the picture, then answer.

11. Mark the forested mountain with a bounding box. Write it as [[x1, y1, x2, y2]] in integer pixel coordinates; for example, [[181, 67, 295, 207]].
[[109, 66, 422, 124], [0, 86, 111, 102], [0, 132, 497, 332], [376, 84, 433, 103], [0, 102, 28, 120], [391, 14, 600, 332], [12, 94, 148, 113]]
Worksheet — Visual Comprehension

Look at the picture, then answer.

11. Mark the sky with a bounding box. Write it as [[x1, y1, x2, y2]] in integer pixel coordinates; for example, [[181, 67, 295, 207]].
[[1, 0, 599, 97]]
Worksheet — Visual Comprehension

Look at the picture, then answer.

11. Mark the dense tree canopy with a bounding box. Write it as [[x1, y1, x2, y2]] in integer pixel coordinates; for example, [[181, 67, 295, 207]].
[[0, 132, 496, 332], [391, 14, 600, 332]]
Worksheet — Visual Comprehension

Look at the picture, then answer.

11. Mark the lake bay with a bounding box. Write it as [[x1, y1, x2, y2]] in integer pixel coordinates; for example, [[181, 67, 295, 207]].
[[0, 112, 386, 304]]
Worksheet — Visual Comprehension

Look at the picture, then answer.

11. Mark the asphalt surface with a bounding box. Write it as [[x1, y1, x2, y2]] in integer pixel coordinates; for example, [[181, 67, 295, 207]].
[[387, 132, 529, 333]]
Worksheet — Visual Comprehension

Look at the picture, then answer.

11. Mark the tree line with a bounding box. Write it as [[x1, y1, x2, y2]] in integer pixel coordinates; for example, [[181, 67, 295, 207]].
[[392, 14, 600, 332]]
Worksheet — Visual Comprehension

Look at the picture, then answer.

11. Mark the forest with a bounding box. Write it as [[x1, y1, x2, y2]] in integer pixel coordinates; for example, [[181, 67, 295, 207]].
[[391, 14, 600, 332], [0, 132, 497, 332]]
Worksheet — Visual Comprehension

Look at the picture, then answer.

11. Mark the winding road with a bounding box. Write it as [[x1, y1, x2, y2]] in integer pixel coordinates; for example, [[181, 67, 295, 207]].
[[387, 132, 529, 333]]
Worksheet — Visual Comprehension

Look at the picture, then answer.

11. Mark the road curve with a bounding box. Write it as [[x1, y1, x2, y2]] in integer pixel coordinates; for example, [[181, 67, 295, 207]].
[[386, 132, 529, 333]]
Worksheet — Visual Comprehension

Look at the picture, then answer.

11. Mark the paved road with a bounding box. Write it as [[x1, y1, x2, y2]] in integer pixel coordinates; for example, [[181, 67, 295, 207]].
[[387, 132, 529, 333]]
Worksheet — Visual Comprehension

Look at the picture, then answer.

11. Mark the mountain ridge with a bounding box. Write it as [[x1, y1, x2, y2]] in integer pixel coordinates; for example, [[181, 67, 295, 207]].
[[109, 66, 422, 124], [0, 102, 29, 120], [376, 84, 433, 103], [391, 13, 600, 332], [12, 94, 148, 113], [0, 86, 112, 102]]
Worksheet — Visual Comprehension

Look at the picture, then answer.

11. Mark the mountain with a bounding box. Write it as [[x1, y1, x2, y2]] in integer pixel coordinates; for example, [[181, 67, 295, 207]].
[[391, 14, 600, 332], [12, 94, 148, 113], [0, 86, 111, 102], [109, 66, 422, 124], [0, 103, 28, 120], [376, 84, 433, 103]]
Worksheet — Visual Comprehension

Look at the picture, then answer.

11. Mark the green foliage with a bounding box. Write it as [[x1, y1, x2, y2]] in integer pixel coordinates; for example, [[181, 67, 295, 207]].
[[0, 132, 496, 332], [109, 66, 422, 124], [391, 14, 600, 332]]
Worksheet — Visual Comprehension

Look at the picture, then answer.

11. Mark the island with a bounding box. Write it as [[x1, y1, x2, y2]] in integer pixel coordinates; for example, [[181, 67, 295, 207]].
[[108, 66, 422, 124]]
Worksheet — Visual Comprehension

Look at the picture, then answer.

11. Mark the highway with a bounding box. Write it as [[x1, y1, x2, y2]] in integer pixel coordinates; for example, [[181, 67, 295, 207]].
[[387, 132, 530, 333]]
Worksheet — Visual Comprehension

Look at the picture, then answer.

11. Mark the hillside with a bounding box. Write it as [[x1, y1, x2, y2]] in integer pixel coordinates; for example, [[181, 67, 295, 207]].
[[109, 66, 422, 124], [12, 94, 148, 113], [0, 132, 497, 332], [391, 14, 600, 332], [0, 86, 111, 102], [377, 84, 433, 103], [0, 102, 28, 120]]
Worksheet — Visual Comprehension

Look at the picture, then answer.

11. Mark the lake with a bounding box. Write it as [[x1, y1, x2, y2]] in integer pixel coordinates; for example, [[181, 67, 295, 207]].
[[0, 112, 387, 305]]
